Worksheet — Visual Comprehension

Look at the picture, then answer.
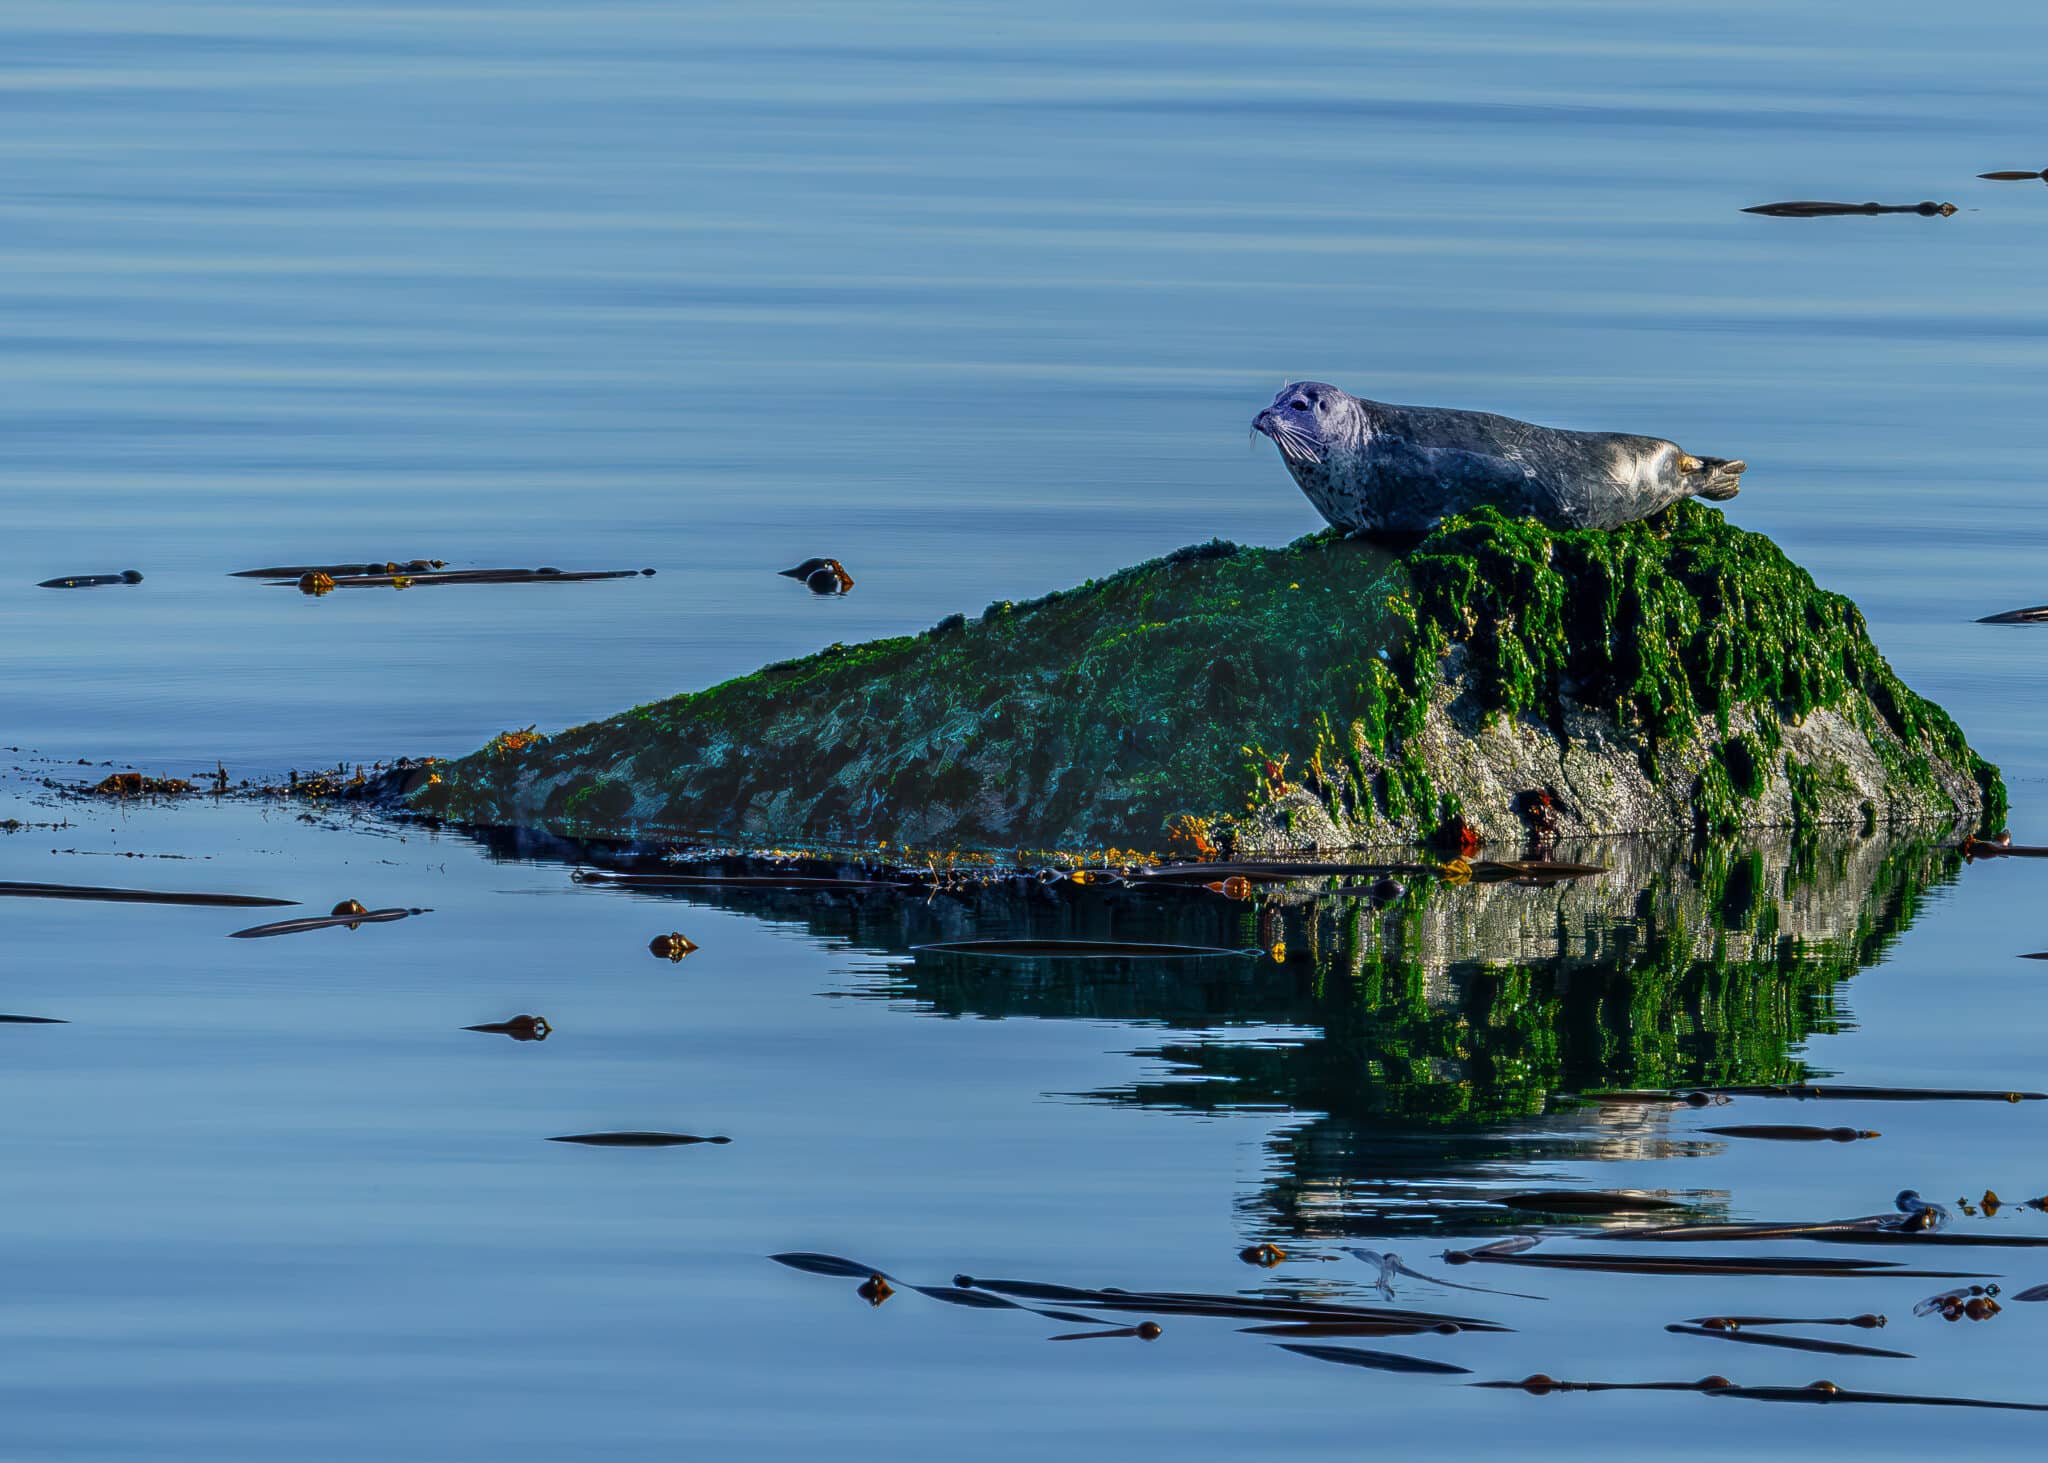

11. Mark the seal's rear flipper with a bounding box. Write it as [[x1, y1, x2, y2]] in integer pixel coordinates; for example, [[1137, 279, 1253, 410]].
[[1685, 456, 1745, 502]]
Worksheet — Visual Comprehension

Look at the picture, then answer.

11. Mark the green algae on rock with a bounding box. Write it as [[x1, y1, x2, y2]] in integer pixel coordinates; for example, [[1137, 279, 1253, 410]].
[[412, 502, 2002, 851]]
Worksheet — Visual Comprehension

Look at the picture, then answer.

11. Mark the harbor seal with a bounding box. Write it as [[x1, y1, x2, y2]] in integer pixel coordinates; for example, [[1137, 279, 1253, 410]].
[[1252, 382, 1746, 534]]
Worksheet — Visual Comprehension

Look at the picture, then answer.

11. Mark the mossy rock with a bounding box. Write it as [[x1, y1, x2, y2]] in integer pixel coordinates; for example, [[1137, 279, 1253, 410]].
[[414, 503, 2003, 851]]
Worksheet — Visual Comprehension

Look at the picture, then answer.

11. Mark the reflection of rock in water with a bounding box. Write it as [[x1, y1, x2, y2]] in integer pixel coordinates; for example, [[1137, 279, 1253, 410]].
[[458, 825, 1954, 1230], [1325, 834, 1938, 979], [1150, 832, 1953, 1236], [1113, 834, 1951, 1119], [856, 835, 1951, 1120]]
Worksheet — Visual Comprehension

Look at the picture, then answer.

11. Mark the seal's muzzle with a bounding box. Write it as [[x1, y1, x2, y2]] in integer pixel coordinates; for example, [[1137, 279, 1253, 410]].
[[1253, 404, 1324, 466]]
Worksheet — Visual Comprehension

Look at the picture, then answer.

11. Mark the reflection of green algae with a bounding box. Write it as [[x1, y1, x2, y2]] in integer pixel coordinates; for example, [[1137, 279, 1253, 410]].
[[1102, 834, 1955, 1128], [614, 831, 1948, 1130], [419, 504, 2002, 847]]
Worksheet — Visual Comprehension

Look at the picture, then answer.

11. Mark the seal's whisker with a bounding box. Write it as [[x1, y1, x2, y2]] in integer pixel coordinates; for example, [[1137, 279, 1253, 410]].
[[1251, 407, 1329, 467], [1268, 425, 1322, 465]]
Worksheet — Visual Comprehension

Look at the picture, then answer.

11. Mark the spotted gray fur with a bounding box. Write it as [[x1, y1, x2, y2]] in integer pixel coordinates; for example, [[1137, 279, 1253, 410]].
[[1253, 382, 1746, 534]]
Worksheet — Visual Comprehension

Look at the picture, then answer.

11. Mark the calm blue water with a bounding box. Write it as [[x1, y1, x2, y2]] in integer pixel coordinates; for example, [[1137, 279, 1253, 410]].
[[5, 1, 2048, 1456]]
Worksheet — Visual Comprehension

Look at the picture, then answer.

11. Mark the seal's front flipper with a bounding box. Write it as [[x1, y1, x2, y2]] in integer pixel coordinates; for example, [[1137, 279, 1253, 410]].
[[1681, 455, 1746, 502]]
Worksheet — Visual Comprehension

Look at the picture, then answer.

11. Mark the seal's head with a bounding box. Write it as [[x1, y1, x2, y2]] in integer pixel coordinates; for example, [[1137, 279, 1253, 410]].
[[1252, 381, 1363, 469]]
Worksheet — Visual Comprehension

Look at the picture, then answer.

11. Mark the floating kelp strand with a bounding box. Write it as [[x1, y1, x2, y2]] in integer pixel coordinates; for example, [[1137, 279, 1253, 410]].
[[905, 1285, 1028, 1311], [1695, 1083, 2045, 1102], [772, 1263, 1096, 1323], [897, 1286, 1100, 1324], [1107, 1297, 1507, 1329], [1048, 1323, 1162, 1342], [573, 870, 910, 890], [952, 1275, 1503, 1328], [1706, 1379, 2048, 1412], [232, 560, 444, 578], [1275, 1343, 1471, 1376], [1687, 1315, 1886, 1330], [1701, 1125, 1878, 1142], [1663, 1323, 1913, 1359], [1979, 168, 2048, 180], [464, 1015, 550, 1041], [950, 1276, 1108, 1305], [1241, 1320, 1462, 1338], [1473, 1374, 1733, 1394], [1457, 1236, 1539, 1258], [550, 1132, 731, 1146], [0, 1014, 67, 1024], [38, 570, 142, 588], [228, 906, 429, 939], [777, 1257, 1320, 1331], [271, 567, 653, 589], [1103, 1296, 1496, 1326], [1637, 1229, 2048, 1249], [1742, 199, 1956, 217], [771, 1252, 897, 1281], [1101, 1284, 1495, 1319], [1440, 1248, 1987, 1278], [1980, 604, 2048, 624], [304, 567, 615, 583], [778, 1258, 1504, 1357], [0, 881, 294, 908]]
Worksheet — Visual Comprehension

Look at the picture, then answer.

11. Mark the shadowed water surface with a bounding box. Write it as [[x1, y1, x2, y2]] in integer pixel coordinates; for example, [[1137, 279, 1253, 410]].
[[7, 1, 2048, 1457]]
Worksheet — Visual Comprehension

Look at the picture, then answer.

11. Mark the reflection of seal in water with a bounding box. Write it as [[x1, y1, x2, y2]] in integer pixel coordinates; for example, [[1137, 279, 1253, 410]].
[[1252, 382, 1747, 533]]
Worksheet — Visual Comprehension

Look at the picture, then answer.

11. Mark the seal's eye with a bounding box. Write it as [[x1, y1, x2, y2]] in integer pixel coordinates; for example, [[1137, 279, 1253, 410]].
[[1291, 399, 1310, 411]]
